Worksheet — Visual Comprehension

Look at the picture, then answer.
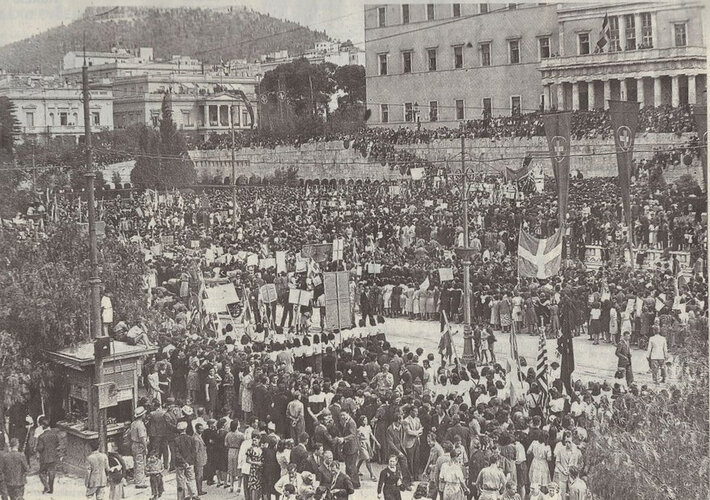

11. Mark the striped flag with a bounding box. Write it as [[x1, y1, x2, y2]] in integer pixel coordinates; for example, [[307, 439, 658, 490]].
[[596, 13, 610, 52], [536, 329, 550, 413], [518, 228, 564, 280]]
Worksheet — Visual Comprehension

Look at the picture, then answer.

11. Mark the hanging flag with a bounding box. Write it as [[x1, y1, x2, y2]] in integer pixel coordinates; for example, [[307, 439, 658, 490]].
[[558, 296, 576, 395], [536, 329, 549, 414], [693, 104, 707, 187], [419, 277, 430, 291], [506, 154, 533, 182], [609, 100, 639, 248], [596, 13, 610, 52], [543, 111, 572, 226], [518, 228, 564, 279]]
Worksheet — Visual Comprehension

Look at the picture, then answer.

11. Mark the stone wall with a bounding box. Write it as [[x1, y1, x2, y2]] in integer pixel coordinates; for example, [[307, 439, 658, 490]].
[[181, 132, 703, 186]]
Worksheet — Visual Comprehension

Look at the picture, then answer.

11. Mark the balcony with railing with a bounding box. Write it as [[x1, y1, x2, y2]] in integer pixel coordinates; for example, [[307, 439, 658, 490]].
[[541, 45, 706, 71]]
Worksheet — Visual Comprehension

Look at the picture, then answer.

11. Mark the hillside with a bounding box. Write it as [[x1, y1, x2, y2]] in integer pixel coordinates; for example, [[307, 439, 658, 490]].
[[0, 6, 329, 75]]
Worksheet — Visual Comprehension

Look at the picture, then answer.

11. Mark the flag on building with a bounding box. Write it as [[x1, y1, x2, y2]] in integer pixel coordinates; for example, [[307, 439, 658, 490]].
[[536, 329, 550, 413], [542, 111, 572, 225], [609, 100, 639, 248], [518, 228, 564, 279], [596, 13, 610, 52]]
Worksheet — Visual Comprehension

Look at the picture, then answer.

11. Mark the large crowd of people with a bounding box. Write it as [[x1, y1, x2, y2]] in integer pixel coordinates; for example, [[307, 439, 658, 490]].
[[190, 106, 698, 152], [1, 109, 706, 500]]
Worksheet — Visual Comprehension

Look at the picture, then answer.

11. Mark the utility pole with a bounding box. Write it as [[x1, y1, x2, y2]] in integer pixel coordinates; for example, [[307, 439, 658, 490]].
[[457, 133, 475, 364], [83, 58, 107, 453], [231, 103, 237, 228]]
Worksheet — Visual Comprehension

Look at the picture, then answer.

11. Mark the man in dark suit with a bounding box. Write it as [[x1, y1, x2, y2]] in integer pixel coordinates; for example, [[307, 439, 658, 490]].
[[445, 415, 471, 447], [386, 412, 411, 489], [328, 461, 355, 499], [405, 355, 425, 387], [433, 404, 452, 442], [289, 432, 310, 472], [317, 450, 335, 486], [0, 438, 29, 500], [36, 417, 63, 494], [340, 412, 360, 489], [147, 402, 171, 470], [313, 414, 338, 453], [616, 331, 634, 385]]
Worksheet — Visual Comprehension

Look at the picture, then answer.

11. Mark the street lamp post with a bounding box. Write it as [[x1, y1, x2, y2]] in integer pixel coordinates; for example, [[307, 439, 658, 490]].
[[453, 134, 476, 364]]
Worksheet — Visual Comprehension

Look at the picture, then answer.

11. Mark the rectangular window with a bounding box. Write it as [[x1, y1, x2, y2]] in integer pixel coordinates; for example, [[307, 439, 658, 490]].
[[92, 112, 100, 126], [378, 53, 388, 75], [639, 12, 653, 49], [480, 42, 491, 66], [625, 14, 636, 50], [578, 33, 590, 55], [25, 112, 34, 127], [482, 98, 492, 116], [60, 112, 68, 126], [540, 93, 545, 111], [674, 23, 687, 47], [608, 15, 621, 52], [427, 48, 437, 71], [453, 4, 461, 17], [242, 110, 249, 126], [402, 51, 412, 73], [539, 37, 550, 59], [454, 46, 463, 69], [480, 3, 489, 14], [380, 104, 389, 123], [508, 3, 518, 9], [455, 99, 465, 120], [427, 4, 435, 20], [641, 13, 653, 48], [402, 4, 410, 24], [429, 101, 438, 122], [182, 110, 191, 127], [404, 102, 414, 122], [509, 40, 521, 64], [511, 96, 521, 116], [378, 7, 386, 27]]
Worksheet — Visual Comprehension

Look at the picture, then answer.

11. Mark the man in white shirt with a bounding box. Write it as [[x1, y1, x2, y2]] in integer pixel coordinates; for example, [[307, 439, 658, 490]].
[[646, 329, 668, 384], [101, 293, 113, 336]]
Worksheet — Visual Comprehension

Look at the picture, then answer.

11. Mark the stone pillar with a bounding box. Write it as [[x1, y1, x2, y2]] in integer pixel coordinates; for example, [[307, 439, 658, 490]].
[[544, 84, 552, 111], [637, 77, 645, 108], [654, 77, 662, 106], [603, 80, 611, 109], [556, 82, 565, 111], [635, 13, 643, 47], [688, 74, 697, 105], [671, 75, 680, 107], [588, 80, 596, 109], [202, 104, 209, 127], [620, 79, 628, 100], [559, 22, 565, 57], [572, 81, 580, 110]]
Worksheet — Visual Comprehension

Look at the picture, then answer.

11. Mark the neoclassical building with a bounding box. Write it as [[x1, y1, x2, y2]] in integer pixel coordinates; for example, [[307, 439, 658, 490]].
[[541, 1, 706, 110], [364, 2, 706, 126]]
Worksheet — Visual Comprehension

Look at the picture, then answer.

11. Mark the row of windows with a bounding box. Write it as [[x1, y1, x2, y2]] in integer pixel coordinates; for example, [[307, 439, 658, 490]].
[[377, 3, 522, 28], [379, 97, 523, 123], [24, 111, 101, 127], [377, 38, 543, 75]]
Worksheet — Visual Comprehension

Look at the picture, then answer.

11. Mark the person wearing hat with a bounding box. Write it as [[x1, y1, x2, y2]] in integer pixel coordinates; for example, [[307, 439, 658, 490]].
[[129, 406, 149, 489], [173, 421, 199, 500]]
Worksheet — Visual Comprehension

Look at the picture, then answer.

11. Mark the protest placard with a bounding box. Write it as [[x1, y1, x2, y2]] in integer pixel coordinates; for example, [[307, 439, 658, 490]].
[[439, 268, 454, 281]]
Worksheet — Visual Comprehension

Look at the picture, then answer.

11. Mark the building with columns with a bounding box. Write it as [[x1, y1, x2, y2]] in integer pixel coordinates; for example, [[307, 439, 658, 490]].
[[111, 74, 258, 136], [364, 2, 706, 127], [541, 1, 706, 110]]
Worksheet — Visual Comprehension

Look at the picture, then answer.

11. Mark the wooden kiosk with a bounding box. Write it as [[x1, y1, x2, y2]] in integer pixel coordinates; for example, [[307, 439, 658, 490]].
[[46, 340, 158, 473]]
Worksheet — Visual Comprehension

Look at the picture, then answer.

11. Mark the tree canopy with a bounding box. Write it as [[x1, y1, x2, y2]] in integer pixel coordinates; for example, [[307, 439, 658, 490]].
[[131, 93, 197, 189]]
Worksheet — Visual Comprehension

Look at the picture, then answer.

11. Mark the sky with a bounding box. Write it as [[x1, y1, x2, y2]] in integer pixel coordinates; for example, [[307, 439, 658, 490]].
[[0, 0, 372, 48]]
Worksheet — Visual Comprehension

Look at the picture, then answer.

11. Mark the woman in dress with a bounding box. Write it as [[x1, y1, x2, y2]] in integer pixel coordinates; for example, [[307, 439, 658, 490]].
[[357, 415, 380, 481], [499, 294, 513, 333], [240, 366, 254, 421], [246, 432, 264, 500], [377, 455, 403, 500], [489, 295, 501, 332], [438, 448, 468, 500], [412, 288, 422, 320], [204, 367, 221, 417], [275, 439, 291, 478], [214, 419, 229, 487], [225, 420, 244, 493], [426, 286, 437, 320], [527, 430, 551, 487], [186, 360, 200, 404]]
